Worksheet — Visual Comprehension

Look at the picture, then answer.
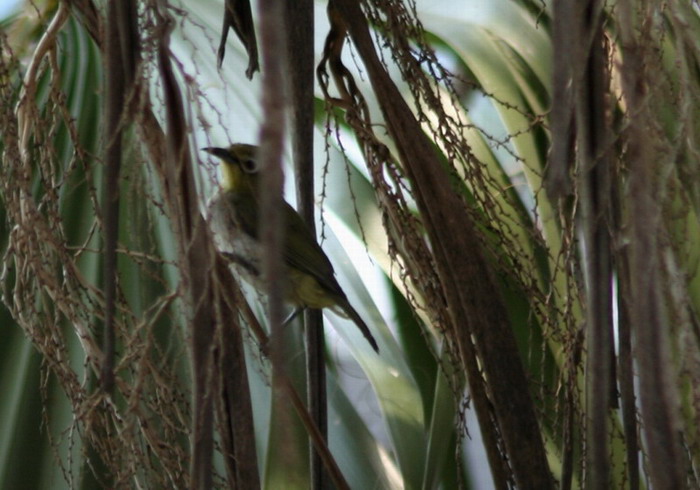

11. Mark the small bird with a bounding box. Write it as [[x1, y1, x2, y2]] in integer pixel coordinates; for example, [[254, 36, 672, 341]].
[[204, 144, 379, 352]]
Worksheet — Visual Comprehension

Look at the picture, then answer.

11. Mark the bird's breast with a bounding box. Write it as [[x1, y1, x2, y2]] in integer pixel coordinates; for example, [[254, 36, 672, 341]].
[[207, 191, 263, 283], [206, 190, 339, 310]]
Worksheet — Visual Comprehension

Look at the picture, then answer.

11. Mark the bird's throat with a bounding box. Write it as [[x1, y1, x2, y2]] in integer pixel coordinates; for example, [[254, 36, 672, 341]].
[[221, 163, 241, 191]]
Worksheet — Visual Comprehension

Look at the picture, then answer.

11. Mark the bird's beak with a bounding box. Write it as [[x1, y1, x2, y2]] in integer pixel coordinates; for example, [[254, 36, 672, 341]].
[[202, 147, 228, 159]]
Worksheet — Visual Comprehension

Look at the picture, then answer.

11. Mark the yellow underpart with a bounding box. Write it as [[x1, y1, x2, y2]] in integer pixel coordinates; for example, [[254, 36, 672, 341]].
[[221, 162, 243, 192], [287, 268, 337, 309]]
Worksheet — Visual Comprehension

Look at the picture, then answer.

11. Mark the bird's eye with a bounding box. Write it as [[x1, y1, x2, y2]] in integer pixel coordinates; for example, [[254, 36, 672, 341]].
[[241, 158, 258, 173]]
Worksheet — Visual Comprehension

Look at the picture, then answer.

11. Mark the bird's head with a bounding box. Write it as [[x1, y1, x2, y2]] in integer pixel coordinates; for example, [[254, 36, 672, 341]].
[[203, 143, 259, 193]]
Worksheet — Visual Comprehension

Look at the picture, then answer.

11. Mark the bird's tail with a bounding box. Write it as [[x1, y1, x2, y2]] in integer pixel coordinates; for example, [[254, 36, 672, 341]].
[[336, 300, 379, 353]]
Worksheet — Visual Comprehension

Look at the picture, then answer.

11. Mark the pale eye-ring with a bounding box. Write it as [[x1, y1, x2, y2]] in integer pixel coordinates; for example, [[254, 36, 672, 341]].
[[241, 158, 258, 173]]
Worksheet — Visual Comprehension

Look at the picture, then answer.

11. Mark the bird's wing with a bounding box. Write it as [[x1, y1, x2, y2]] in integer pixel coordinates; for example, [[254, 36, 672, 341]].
[[227, 193, 343, 296], [227, 193, 378, 351], [281, 201, 344, 296]]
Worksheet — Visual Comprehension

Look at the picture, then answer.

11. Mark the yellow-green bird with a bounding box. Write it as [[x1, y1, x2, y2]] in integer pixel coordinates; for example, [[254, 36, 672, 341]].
[[204, 144, 379, 352]]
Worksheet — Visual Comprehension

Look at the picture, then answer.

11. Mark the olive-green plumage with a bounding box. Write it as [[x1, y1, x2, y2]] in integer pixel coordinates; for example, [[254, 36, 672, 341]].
[[204, 144, 379, 352]]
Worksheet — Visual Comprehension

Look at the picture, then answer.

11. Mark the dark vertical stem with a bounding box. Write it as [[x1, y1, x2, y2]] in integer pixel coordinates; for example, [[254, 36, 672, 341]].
[[101, 0, 123, 393], [258, 0, 287, 362], [549, 12, 582, 480], [101, 0, 138, 392], [618, 0, 687, 489], [611, 139, 638, 490], [102, 0, 139, 393], [257, 0, 297, 475], [548, 0, 575, 199], [215, 256, 262, 489], [258, 0, 287, 344], [617, 2, 686, 488], [554, 0, 615, 485], [615, 263, 639, 490], [284, 0, 327, 488], [157, 13, 216, 489], [580, 9, 613, 488]]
